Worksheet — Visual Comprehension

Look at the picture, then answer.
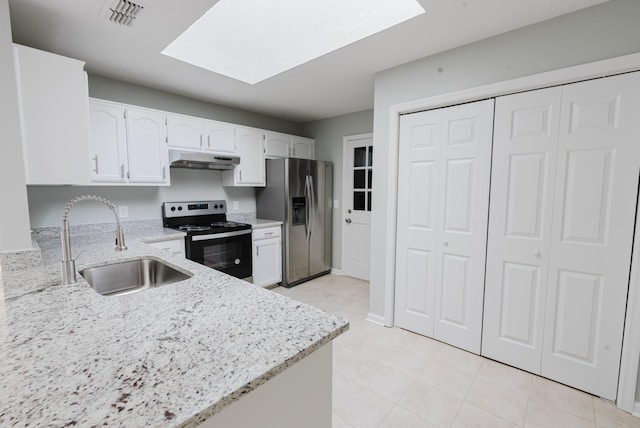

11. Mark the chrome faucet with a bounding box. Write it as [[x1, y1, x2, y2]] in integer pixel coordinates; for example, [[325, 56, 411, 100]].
[[60, 195, 127, 284]]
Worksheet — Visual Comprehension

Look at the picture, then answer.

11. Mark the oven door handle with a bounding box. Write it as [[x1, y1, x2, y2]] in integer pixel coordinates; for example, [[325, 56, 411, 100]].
[[191, 230, 251, 241]]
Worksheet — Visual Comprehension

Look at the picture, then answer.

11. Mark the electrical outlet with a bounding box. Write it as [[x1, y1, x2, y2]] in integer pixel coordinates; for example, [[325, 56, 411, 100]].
[[119, 205, 129, 218], [233, 201, 239, 210]]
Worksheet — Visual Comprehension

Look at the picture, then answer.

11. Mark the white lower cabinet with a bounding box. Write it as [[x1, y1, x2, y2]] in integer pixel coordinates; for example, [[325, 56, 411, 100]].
[[89, 99, 170, 185], [394, 99, 494, 354], [252, 226, 282, 287], [146, 237, 185, 258], [482, 71, 640, 400]]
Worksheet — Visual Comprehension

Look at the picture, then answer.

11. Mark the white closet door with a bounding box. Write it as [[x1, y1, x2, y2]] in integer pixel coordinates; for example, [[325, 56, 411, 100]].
[[482, 87, 561, 372], [542, 72, 640, 400], [395, 100, 494, 353], [394, 109, 442, 337], [433, 100, 494, 353]]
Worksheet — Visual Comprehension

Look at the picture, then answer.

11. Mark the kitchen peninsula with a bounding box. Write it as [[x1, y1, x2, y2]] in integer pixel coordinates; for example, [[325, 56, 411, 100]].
[[0, 221, 347, 427]]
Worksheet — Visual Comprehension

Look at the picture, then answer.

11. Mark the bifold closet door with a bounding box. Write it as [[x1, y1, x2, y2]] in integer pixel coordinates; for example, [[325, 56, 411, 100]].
[[395, 99, 494, 354], [482, 87, 562, 373], [542, 72, 640, 400], [484, 71, 640, 400]]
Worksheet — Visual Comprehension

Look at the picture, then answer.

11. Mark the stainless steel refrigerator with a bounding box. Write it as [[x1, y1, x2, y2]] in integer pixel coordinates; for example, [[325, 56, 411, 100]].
[[256, 158, 332, 288]]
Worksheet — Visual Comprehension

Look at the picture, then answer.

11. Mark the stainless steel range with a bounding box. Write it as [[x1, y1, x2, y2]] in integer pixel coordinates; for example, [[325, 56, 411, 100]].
[[162, 200, 252, 280]]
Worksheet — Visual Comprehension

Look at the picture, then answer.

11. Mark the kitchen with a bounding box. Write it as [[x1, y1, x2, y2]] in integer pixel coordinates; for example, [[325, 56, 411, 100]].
[[3, 0, 640, 427]]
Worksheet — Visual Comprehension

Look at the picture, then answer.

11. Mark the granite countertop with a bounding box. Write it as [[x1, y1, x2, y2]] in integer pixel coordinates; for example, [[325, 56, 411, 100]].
[[245, 219, 283, 229], [0, 221, 347, 427]]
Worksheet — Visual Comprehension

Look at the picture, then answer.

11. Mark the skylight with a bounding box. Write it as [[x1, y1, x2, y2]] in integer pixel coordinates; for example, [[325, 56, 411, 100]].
[[161, 0, 425, 85]]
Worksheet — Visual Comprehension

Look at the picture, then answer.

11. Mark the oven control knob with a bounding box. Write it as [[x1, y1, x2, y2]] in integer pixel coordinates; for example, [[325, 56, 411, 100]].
[[234, 258, 240, 265], [220, 203, 224, 209], [214, 204, 218, 209], [170, 206, 176, 211], [177, 206, 183, 211]]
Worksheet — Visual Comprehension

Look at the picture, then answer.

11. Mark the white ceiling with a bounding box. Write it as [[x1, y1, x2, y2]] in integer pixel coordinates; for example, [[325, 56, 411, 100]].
[[8, 0, 607, 123]]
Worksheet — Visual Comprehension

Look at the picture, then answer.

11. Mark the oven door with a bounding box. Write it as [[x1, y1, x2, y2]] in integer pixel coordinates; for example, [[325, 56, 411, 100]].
[[186, 230, 252, 279]]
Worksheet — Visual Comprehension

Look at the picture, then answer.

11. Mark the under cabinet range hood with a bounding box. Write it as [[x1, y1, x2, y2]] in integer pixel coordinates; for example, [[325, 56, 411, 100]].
[[169, 149, 240, 170]]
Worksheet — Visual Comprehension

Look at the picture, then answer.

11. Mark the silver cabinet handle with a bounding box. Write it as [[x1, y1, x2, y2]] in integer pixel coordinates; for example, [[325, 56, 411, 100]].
[[162, 166, 166, 180], [208, 135, 211, 148], [256, 246, 259, 257], [265, 232, 274, 236], [200, 134, 203, 147], [120, 164, 125, 179], [239, 170, 242, 182], [345, 218, 352, 224], [92, 155, 99, 174]]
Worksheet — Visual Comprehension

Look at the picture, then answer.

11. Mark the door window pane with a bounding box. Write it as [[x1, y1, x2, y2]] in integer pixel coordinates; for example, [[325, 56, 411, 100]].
[[354, 192, 366, 211], [368, 146, 373, 167], [354, 170, 366, 189], [354, 147, 367, 167], [367, 169, 372, 190], [367, 191, 372, 212]]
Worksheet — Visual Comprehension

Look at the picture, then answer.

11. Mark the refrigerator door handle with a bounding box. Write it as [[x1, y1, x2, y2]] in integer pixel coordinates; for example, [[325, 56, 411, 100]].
[[308, 175, 315, 240], [304, 175, 311, 242]]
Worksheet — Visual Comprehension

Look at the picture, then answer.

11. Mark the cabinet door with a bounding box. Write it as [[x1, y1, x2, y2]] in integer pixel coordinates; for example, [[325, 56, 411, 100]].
[[126, 108, 169, 184], [541, 72, 640, 400], [167, 114, 204, 150], [15, 44, 91, 185], [231, 127, 265, 186], [482, 87, 561, 373], [204, 120, 237, 154], [89, 100, 128, 183], [291, 136, 315, 159], [253, 237, 282, 287], [265, 132, 291, 158]]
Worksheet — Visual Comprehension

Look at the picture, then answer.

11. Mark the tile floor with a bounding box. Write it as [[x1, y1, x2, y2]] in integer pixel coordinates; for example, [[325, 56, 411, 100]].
[[274, 274, 640, 428]]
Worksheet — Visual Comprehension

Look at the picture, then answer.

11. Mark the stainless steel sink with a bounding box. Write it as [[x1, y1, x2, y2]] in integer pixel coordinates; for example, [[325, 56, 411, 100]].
[[80, 257, 192, 296]]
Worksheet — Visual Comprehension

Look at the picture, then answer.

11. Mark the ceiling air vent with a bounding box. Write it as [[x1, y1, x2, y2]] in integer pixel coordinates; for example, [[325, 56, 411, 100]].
[[100, 0, 144, 26]]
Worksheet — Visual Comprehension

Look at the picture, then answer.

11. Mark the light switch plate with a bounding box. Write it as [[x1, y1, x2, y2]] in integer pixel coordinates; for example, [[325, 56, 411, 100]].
[[233, 201, 239, 210], [334, 199, 339, 209], [119, 205, 129, 218]]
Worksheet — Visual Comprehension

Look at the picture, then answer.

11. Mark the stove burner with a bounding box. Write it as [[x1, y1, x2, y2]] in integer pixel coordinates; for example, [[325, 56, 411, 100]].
[[211, 221, 243, 228], [177, 225, 211, 232]]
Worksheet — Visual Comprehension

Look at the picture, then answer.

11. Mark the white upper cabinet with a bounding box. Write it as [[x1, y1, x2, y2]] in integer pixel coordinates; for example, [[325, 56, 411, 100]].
[[265, 131, 291, 158], [126, 108, 169, 184], [89, 101, 128, 183], [291, 136, 315, 159], [89, 99, 169, 186], [13, 44, 91, 185], [204, 120, 237, 154], [223, 126, 265, 186], [167, 114, 205, 150]]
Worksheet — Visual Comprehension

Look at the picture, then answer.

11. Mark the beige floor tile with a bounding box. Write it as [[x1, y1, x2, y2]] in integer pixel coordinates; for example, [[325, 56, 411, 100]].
[[333, 347, 374, 381], [434, 344, 483, 377], [333, 414, 356, 428], [593, 398, 640, 428], [418, 358, 476, 399], [525, 399, 595, 428], [376, 340, 438, 378], [452, 402, 520, 428], [333, 381, 395, 428], [333, 371, 352, 401], [476, 359, 533, 396], [466, 377, 528, 426], [529, 376, 594, 423], [379, 405, 438, 428], [355, 361, 415, 402], [398, 380, 463, 428]]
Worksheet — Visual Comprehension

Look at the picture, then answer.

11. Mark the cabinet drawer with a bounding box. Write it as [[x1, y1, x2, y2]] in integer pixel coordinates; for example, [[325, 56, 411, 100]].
[[147, 238, 185, 257], [252, 226, 281, 240]]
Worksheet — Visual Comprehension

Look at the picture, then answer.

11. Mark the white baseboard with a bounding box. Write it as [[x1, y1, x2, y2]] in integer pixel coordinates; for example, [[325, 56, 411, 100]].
[[366, 312, 386, 326], [330, 268, 343, 276]]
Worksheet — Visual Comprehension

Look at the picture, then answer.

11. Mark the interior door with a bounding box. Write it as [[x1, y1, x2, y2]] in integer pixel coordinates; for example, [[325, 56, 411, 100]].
[[541, 72, 640, 400], [433, 99, 494, 354], [394, 109, 442, 337], [342, 134, 373, 280], [482, 87, 562, 372]]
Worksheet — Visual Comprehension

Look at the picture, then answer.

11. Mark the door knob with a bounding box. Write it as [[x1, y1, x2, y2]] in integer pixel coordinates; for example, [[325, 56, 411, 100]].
[[443, 238, 449, 246], [533, 249, 541, 257], [347, 209, 352, 214], [345, 218, 352, 224]]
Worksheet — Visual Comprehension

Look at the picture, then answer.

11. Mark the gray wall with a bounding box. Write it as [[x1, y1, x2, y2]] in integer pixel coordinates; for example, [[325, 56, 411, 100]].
[[369, 0, 640, 319], [302, 110, 374, 270], [0, 0, 32, 251], [26, 75, 307, 228]]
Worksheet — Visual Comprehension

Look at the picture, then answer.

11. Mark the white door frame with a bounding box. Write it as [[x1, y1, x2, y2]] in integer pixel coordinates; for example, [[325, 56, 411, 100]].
[[342, 133, 373, 280], [384, 52, 640, 410]]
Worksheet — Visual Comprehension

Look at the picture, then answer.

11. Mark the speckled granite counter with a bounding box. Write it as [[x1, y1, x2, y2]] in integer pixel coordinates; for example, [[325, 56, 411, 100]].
[[0, 220, 347, 427]]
